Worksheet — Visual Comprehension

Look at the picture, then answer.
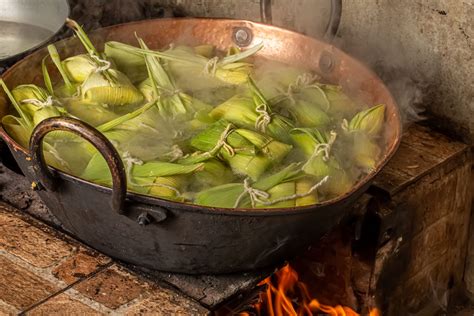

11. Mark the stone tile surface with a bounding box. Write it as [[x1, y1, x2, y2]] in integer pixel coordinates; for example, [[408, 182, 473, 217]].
[[51, 247, 111, 285], [0, 255, 60, 310], [0, 300, 19, 315], [0, 200, 209, 315], [123, 288, 209, 316], [26, 293, 102, 316], [0, 211, 73, 268], [73, 264, 153, 310]]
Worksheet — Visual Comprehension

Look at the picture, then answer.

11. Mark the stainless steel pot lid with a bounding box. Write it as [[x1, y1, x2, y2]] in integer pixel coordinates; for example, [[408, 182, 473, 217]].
[[0, 0, 70, 62]]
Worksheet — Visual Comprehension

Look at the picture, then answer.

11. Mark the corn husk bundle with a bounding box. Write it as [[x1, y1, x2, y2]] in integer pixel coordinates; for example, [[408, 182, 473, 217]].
[[290, 128, 354, 197], [136, 37, 212, 120], [60, 19, 143, 106], [82, 151, 203, 200], [188, 120, 292, 180], [104, 41, 263, 91], [195, 163, 323, 208], [0, 18, 387, 209], [209, 77, 294, 142], [343, 104, 385, 171], [270, 73, 359, 127]]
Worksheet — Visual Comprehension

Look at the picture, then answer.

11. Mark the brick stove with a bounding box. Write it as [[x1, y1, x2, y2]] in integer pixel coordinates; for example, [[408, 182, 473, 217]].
[[0, 122, 471, 315]]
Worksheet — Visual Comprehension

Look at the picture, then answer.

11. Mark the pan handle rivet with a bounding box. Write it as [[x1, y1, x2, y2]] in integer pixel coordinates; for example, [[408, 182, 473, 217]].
[[319, 51, 335, 73], [233, 27, 253, 47], [137, 212, 152, 226]]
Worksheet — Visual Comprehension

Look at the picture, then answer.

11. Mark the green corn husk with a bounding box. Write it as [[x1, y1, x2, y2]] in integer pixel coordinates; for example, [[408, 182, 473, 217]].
[[286, 98, 331, 128], [233, 129, 292, 163], [104, 41, 263, 88], [12, 84, 50, 117], [136, 37, 213, 120], [194, 163, 303, 208], [225, 153, 271, 181], [32, 106, 63, 126], [1, 115, 31, 148], [44, 136, 97, 175], [137, 37, 186, 117], [347, 104, 386, 136], [62, 54, 98, 83], [64, 19, 144, 106], [290, 127, 327, 157], [290, 128, 338, 178], [42, 56, 54, 95], [190, 120, 291, 180], [226, 46, 241, 56], [210, 95, 293, 142], [308, 84, 356, 117], [64, 99, 118, 126], [254, 62, 306, 99], [148, 176, 187, 201], [190, 120, 255, 156], [81, 151, 203, 187], [47, 44, 75, 96], [188, 109, 216, 131], [106, 130, 176, 162], [290, 128, 355, 196], [126, 160, 204, 200], [194, 44, 216, 58], [254, 178, 319, 208], [351, 132, 382, 171], [81, 69, 144, 106], [138, 78, 212, 117], [138, 78, 156, 102], [193, 159, 235, 188], [104, 42, 147, 84], [295, 179, 319, 206]]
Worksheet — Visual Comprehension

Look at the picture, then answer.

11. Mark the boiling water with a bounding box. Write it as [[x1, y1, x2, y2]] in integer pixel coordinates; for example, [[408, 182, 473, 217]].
[[0, 21, 54, 60]]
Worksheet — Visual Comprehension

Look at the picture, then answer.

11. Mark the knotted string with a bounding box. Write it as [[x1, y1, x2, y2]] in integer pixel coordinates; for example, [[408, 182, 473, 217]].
[[259, 176, 329, 206], [90, 54, 112, 73], [22, 96, 54, 109], [282, 73, 330, 111], [122, 151, 143, 177], [233, 175, 330, 208], [159, 87, 182, 99], [234, 178, 271, 208], [164, 145, 184, 162], [302, 131, 338, 172], [208, 123, 235, 157], [341, 119, 352, 133], [203, 56, 220, 76], [255, 103, 273, 133]]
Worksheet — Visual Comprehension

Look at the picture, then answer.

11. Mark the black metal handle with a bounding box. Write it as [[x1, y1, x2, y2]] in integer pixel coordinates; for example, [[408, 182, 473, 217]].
[[259, 0, 342, 41], [29, 117, 127, 214]]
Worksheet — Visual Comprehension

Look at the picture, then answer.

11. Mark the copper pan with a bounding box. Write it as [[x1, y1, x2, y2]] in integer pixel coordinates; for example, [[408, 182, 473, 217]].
[[0, 19, 401, 274]]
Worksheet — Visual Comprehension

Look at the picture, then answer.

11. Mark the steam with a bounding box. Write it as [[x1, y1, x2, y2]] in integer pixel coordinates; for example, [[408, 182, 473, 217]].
[[334, 35, 428, 129], [69, 0, 174, 31]]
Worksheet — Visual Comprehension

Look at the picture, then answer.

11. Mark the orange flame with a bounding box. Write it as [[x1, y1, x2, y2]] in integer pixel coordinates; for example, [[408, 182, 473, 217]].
[[241, 264, 380, 316]]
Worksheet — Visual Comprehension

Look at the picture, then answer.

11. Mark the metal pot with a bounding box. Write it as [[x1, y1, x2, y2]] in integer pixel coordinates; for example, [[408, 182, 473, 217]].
[[0, 0, 70, 67], [0, 18, 401, 274]]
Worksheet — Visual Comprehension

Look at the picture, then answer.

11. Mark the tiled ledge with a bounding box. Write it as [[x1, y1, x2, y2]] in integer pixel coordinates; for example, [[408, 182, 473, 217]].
[[0, 203, 208, 315]]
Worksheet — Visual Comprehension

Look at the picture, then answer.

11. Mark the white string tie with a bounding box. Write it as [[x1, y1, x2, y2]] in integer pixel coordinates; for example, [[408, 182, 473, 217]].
[[90, 54, 112, 73], [203, 56, 219, 76], [234, 178, 271, 208], [259, 176, 329, 206], [209, 124, 235, 157], [255, 103, 273, 133], [22, 96, 54, 109]]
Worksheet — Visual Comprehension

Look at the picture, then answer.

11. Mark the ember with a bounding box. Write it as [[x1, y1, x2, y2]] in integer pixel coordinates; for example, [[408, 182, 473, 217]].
[[242, 264, 380, 316]]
